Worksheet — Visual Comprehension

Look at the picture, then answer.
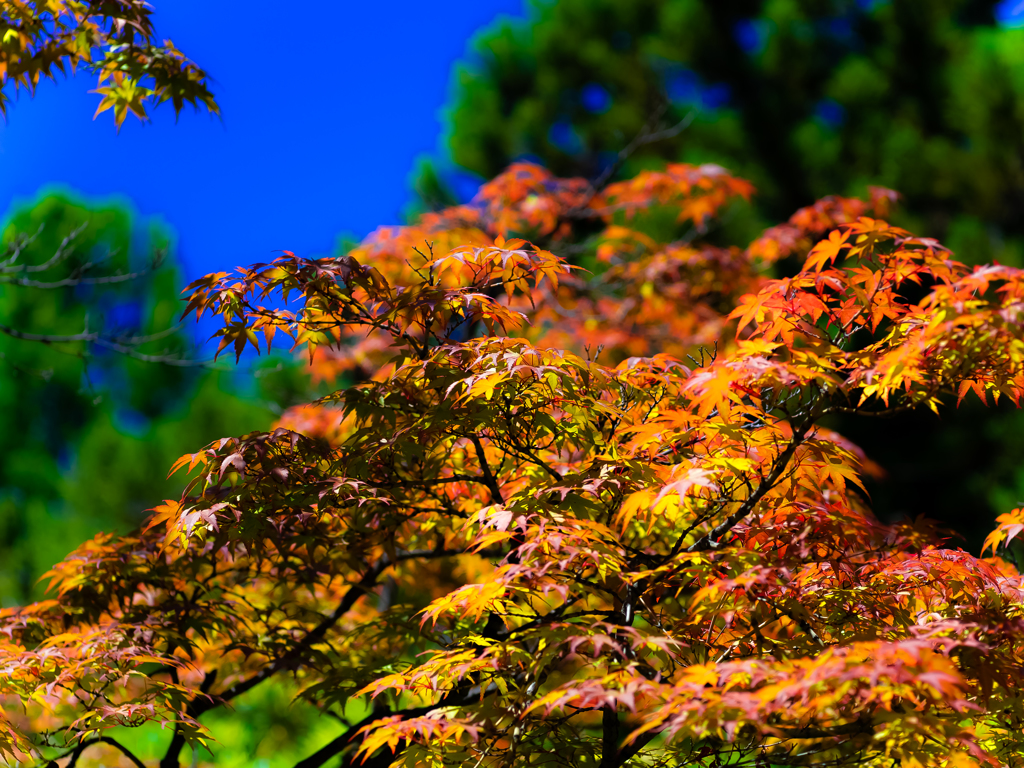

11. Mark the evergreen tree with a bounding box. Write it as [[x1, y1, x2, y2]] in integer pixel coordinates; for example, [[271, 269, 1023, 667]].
[[428, 0, 1022, 256]]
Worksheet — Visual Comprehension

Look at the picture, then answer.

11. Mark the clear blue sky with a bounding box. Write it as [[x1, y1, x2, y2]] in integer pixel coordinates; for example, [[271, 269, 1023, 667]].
[[0, 0, 524, 280]]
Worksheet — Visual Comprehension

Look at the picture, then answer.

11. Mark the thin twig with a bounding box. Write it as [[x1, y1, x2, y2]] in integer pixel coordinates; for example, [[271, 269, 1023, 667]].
[[569, 105, 699, 215]]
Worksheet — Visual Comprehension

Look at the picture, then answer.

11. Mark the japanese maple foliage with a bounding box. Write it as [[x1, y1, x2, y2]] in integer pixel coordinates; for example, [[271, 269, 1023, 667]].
[[0, 0, 217, 125], [3, 163, 1024, 768]]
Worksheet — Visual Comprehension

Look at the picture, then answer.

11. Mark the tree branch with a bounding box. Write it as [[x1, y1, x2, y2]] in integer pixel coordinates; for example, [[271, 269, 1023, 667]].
[[571, 104, 698, 213], [771, 718, 873, 739], [0, 253, 166, 289], [0, 223, 83, 274], [67, 736, 147, 768], [686, 429, 806, 554], [470, 434, 505, 504], [0, 322, 219, 368], [600, 705, 621, 768], [154, 548, 464, 767], [196, 547, 463, 716], [0, 324, 97, 344], [614, 729, 660, 766]]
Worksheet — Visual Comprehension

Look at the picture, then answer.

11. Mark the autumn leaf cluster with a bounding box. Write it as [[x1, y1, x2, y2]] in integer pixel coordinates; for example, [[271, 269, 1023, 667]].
[[0, 0, 216, 125]]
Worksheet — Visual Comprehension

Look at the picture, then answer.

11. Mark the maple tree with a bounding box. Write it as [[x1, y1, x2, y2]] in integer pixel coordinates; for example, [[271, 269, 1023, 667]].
[[0, 0, 216, 125], [3, 160, 1024, 768]]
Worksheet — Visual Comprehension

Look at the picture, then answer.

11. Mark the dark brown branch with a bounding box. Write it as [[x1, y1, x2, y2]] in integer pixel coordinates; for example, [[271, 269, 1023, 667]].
[[376, 473, 492, 490], [292, 706, 422, 768], [600, 705, 621, 768], [156, 548, 462, 768], [613, 718, 870, 766], [470, 434, 505, 504], [686, 429, 806, 554], [196, 547, 462, 716], [493, 425, 563, 482], [754, 594, 825, 648], [772, 718, 873, 739], [615, 729, 660, 766], [824, 403, 916, 419], [67, 736, 147, 768]]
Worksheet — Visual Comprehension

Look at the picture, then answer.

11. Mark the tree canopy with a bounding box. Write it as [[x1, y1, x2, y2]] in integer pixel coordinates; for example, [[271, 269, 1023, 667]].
[[2, 160, 1023, 767]]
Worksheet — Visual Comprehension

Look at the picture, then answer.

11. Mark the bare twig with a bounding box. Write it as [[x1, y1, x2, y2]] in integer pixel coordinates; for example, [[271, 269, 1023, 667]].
[[569, 104, 699, 215], [0, 322, 220, 368], [0, 221, 214, 369]]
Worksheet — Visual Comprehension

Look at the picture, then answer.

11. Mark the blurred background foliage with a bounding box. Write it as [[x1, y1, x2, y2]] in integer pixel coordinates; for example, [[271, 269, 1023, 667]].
[[0, 194, 313, 605], [420, 0, 1024, 263], [69, 678, 350, 768], [415, 0, 1024, 549]]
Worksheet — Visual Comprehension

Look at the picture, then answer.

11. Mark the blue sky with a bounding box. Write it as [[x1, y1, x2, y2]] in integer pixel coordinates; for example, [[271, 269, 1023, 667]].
[[0, 0, 524, 280], [5, 0, 1021, 286], [997, 0, 1024, 25]]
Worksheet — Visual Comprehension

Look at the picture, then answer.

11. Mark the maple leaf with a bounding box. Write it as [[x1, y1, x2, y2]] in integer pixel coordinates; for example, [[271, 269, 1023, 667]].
[[805, 228, 851, 272], [982, 508, 1024, 556]]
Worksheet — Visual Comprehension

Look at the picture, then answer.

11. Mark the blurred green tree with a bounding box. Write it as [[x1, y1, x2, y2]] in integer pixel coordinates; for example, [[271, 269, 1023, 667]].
[[416, 0, 1024, 547], [0, 193, 309, 604], [425, 0, 1022, 255]]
